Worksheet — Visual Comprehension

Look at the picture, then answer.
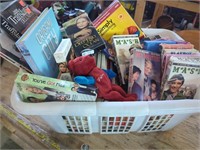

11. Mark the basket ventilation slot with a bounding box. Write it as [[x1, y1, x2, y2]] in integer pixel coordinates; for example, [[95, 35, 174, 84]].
[[101, 116, 135, 134], [140, 114, 174, 132], [62, 116, 91, 134]]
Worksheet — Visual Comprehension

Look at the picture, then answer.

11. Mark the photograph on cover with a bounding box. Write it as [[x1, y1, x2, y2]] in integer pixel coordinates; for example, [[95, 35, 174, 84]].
[[62, 13, 105, 56], [162, 72, 199, 100], [17, 85, 71, 103], [129, 51, 161, 101]]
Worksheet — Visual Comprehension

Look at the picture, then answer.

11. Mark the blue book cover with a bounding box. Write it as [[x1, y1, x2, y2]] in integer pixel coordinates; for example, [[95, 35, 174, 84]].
[[15, 8, 62, 78]]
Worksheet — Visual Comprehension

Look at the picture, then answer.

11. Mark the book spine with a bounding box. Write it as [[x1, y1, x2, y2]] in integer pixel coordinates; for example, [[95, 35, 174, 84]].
[[0, 15, 22, 41], [128, 55, 134, 94], [160, 60, 173, 99], [160, 44, 194, 49]]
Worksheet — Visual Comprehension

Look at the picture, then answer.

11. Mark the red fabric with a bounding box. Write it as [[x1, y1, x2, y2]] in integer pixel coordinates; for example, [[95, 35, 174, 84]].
[[68, 55, 137, 101]]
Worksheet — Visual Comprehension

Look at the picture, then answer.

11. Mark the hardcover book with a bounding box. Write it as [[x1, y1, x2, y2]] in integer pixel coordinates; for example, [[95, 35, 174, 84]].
[[0, 28, 31, 72], [93, 0, 145, 44], [160, 55, 200, 100], [0, 0, 38, 41], [128, 49, 161, 101], [62, 13, 105, 57], [15, 8, 62, 78], [112, 34, 141, 90], [15, 72, 97, 102]]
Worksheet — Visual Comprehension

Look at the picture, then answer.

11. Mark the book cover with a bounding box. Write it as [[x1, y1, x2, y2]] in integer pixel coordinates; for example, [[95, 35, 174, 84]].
[[15, 72, 97, 102], [93, 0, 145, 44], [15, 8, 62, 78], [160, 55, 200, 100], [161, 53, 200, 93], [128, 50, 161, 101], [62, 13, 105, 57], [112, 34, 141, 90], [0, 0, 38, 41]]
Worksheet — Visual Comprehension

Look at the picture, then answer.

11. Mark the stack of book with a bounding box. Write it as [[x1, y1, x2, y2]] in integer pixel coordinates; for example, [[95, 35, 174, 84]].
[[1, 0, 200, 103]]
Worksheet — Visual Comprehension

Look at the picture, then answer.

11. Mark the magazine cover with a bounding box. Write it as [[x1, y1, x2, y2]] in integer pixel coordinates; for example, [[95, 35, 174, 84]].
[[0, 0, 38, 41], [128, 49, 161, 101], [62, 13, 105, 57], [93, 0, 145, 44], [160, 55, 200, 100], [15, 8, 62, 78], [112, 34, 141, 90], [15, 72, 97, 102]]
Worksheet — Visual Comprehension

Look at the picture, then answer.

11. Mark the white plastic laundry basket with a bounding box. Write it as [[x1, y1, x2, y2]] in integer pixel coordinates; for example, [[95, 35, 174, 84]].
[[11, 29, 200, 134]]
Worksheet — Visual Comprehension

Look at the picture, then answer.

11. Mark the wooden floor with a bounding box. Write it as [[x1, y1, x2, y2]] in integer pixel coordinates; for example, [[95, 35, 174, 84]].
[[1, 60, 200, 149]]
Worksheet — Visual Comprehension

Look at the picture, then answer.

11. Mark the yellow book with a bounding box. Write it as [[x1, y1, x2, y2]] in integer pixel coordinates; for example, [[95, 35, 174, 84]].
[[93, 0, 145, 44]]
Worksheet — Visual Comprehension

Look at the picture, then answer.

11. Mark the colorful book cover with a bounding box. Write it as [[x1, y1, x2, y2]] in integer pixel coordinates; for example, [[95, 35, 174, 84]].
[[128, 50, 161, 101], [160, 55, 200, 100], [93, 0, 145, 44], [62, 13, 105, 57], [0, 0, 38, 41], [112, 34, 141, 90], [15, 72, 97, 102], [15, 8, 62, 78]]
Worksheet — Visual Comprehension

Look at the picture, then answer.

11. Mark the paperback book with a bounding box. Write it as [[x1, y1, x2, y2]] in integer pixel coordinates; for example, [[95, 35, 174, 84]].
[[15, 72, 97, 102], [128, 49, 161, 101], [160, 55, 200, 100], [62, 13, 105, 57], [112, 34, 141, 90], [93, 0, 145, 44], [0, 0, 38, 41], [161, 48, 199, 74], [15, 8, 62, 78]]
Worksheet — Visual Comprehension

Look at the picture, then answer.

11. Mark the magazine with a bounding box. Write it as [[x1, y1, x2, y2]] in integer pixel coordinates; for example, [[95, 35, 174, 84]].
[[93, 0, 145, 44], [62, 13, 105, 57], [160, 55, 200, 100], [128, 49, 161, 101], [15, 72, 97, 102], [15, 8, 62, 78]]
